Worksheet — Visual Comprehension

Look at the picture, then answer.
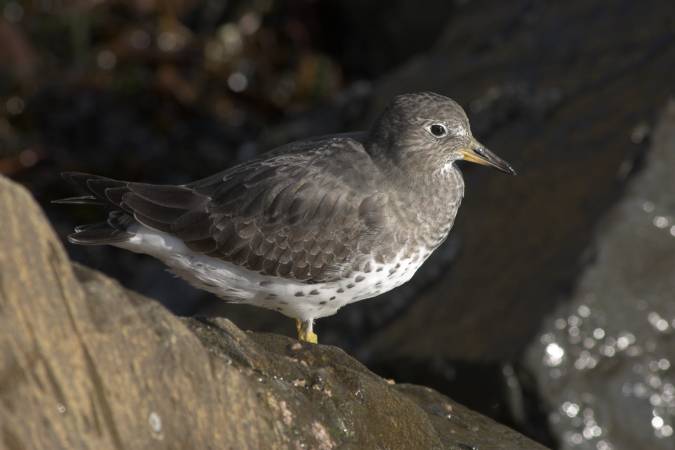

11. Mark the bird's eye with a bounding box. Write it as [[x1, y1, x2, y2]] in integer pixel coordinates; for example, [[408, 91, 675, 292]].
[[427, 123, 448, 138]]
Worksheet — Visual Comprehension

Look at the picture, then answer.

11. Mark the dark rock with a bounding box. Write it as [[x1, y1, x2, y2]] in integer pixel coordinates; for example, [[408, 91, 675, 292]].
[[360, 0, 675, 362], [0, 175, 547, 450], [524, 101, 675, 449], [316, 0, 456, 78]]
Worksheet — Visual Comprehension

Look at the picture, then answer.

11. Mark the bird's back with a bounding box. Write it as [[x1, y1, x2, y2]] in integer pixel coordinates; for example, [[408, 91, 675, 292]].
[[61, 135, 393, 283]]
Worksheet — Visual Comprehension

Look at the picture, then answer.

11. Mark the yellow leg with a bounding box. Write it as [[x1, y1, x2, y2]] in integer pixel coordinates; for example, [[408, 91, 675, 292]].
[[295, 319, 318, 344]]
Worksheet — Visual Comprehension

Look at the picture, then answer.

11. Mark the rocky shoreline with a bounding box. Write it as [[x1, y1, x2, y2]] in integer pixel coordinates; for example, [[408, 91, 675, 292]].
[[0, 175, 546, 449]]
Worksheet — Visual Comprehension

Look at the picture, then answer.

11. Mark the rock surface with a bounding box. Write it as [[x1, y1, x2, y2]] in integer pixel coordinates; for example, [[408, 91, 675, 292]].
[[524, 102, 675, 449], [0, 175, 547, 450]]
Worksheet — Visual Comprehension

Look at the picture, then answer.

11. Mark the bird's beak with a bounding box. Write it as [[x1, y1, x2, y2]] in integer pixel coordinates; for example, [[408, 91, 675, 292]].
[[459, 139, 517, 175]]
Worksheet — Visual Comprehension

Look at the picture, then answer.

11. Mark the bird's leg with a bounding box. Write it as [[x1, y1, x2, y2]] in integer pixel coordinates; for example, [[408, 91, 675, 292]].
[[305, 320, 318, 344], [295, 319, 318, 344], [295, 319, 302, 340]]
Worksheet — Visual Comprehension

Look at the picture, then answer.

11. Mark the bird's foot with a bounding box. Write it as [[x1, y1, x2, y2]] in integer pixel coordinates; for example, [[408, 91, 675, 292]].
[[304, 330, 318, 344], [295, 319, 318, 344]]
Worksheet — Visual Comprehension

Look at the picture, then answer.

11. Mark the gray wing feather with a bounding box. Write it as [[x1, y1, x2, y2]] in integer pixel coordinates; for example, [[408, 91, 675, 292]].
[[61, 136, 387, 282]]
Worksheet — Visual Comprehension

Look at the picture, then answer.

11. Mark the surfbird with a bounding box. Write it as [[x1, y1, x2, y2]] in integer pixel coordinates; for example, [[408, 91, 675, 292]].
[[57, 92, 515, 344]]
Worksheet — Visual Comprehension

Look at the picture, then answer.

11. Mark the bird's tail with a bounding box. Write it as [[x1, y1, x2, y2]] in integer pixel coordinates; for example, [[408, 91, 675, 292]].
[[54, 172, 134, 245]]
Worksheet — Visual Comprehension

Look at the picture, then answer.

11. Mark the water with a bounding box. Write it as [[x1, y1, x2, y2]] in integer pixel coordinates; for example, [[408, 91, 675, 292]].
[[525, 102, 675, 450]]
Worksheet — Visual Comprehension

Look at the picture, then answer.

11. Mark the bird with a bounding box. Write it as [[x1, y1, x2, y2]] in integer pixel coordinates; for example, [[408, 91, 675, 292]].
[[56, 92, 515, 344]]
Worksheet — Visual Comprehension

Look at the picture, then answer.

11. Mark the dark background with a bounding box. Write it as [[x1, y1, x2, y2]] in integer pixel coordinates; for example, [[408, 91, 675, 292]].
[[3, 0, 675, 448]]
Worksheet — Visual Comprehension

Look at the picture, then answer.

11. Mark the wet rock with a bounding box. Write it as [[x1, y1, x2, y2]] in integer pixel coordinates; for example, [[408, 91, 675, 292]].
[[524, 101, 675, 449], [361, 0, 675, 362], [0, 175, 547, 450]]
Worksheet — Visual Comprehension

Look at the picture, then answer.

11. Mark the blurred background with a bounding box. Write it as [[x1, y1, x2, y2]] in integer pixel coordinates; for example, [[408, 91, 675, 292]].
[[2, 0, 675, 448]]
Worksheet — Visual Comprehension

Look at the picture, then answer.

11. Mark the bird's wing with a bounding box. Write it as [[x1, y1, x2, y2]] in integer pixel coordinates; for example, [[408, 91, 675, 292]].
[[64, 136, 388, 283]]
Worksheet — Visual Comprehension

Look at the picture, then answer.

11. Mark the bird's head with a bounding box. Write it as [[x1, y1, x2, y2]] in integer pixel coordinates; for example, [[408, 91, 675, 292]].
[[367, 92, 516, 176]]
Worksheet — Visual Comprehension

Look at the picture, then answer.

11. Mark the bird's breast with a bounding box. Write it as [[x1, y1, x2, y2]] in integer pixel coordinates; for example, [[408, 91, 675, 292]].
[[373, 165, 465, 260]]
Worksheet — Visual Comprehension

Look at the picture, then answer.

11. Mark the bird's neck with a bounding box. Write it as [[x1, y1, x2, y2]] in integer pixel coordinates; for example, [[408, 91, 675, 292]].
[[366, 138, 465, 223], [369, 146, 462, 197], [379, 158, 465, 251]]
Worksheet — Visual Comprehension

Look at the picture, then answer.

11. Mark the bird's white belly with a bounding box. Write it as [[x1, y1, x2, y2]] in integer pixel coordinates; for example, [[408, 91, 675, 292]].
[[115, 226, 427, 320]]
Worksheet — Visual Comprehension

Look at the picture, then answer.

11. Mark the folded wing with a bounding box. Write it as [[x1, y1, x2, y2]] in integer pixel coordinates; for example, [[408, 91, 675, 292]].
[[61, 137, 388, 283]]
